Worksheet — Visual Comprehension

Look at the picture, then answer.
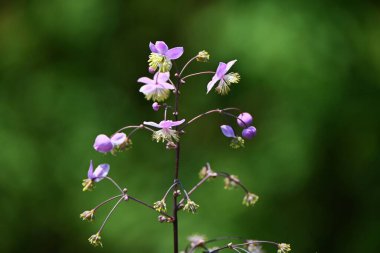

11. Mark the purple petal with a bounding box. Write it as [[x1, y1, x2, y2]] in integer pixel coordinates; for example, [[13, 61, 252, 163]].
[[93, 134, 113, 153], [139, 84, 156, 94], [224, 60, 237, 73], [237, 112, 253, 127], [220, 125, 236, 138], [152, 102, 160, 111], [165, 47, 184, 60], [137, 77, 153, 85], [216, 62, 227, 79], [159, 119, 185, 128], [149, 42, 158, 53], [92, 163, 110, 182], [111, 133, 126, 146], [207, 76, 220, 94], [156, 72, 170, 83], [143, 121, 161, 128], [242, 126, 256, 139], [87, 160, 94, 179], [160, 82, 175, 90], [155, 41, 168, 54]]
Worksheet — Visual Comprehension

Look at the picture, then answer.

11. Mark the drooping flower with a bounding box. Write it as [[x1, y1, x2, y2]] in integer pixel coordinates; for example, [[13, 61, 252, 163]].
[[224, 174, 240, 190], [242, 126, 257, 139], [88, 233, 102, 247], [237, 112, 253, 127], [183, 199, 199, 214], [153, 199, 167, 213], [152, 102, 160, 111], [242, 192, 259, 206], [148, 41, 184, 72], [80, 210, 95, 222], [246, 240, 264, 253], [144, 119, 185, 142], [93, 133, 127, 153], [138, 72, 175, 102], [82, 161, 110, 191], [207, 60, 240, 95], [278, 243, 291, 253], [220, 125, 245, 149]]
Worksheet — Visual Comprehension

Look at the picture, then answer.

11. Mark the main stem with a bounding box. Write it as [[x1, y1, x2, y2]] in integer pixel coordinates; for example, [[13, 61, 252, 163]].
[[173, 72, 181, 253]]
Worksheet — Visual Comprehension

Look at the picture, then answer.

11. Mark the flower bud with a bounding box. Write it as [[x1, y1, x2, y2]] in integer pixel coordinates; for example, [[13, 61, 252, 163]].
[[242, 126, 256, 139], [93, 134, 113, 153], [237, 112, 253, 127], [152, 102, 160, 111], [148, 67, 155, 74], [196, 50, 210, 62]]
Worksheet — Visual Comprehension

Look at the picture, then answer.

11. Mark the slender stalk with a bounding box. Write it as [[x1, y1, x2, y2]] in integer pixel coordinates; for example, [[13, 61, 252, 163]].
[[217, 172, 249, 193], [172, 67, 182, 253], [93, 194, 123, 211], [180, 108, 241, 131], [98, 197, 124, 234], [128, 195, 173, 219], [162, 182, 178, 200], [179, 56, 197, 76], [105, 177, 124, 194], [177, 174, 210, 208], [208, 240, 279, 253], [182, 71, 215, 80]]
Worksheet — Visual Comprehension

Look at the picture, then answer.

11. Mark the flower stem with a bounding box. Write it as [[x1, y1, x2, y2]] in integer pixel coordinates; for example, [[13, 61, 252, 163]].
[[93, 194, 123, 211], [179, 56, 197, 76], [181, 71, 215, 80], [128, 195, 173, 219], [177, 175, 210, 208], [105, 177, 124, 194], [97, 196, 124, 234], [162, 182, 179, 201]]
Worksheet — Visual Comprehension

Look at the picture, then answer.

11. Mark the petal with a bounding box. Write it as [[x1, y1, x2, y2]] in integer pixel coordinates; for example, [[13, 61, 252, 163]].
[[87, 160, 94, 179], [111, 133, 126, 146], [165, 47, 184, 60], [155, 41, 168, 54], [206, 76, 220, 94], [159, 119, 185, 128], [139, 84, 156, 94], [160, 83, 175, 90], [242, 126, 256, 139], [93, 134, 113, 153], [220, 125, 236, 138], [93, 164, 110, 182], [149, 42, 158, 53], [224, 59, 237, 73], [216, 62, 227, 79], [156, 72, 170, 83], [137, 77, 153, 84], [143, 121, 161, 128]]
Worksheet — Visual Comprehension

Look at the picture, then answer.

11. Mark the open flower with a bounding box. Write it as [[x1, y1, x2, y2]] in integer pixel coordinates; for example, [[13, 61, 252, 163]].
[[220, 125, 245, 149], [82, 161, 110, 191], [88, 233, 102, 247], [183, 199, 199, 214], [278, 243, 291, 253], [153, 199, 167, 213], [138, 72, 175, 102], [93, 133, 127, 153], [207, 60, 240, 95], [80, 210, 95, 222], [144, 119, 185, 142], [148, 41, 184, 72]]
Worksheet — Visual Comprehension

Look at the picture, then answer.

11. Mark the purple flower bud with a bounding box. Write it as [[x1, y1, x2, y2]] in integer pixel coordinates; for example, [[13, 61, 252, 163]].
[[110, 133, 126, 146], [220, 125, 236, 138], [237, 112, 253, 127], [148, 67, 155, 74], [93, 134, 113, 153], [242, 126, 256, 139], [152, 102, 160, 111]]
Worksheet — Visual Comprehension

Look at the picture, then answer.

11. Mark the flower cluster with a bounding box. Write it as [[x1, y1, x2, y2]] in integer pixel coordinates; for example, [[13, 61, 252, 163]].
[[220, 112, 257, 148], [79, 40, 290, 252]]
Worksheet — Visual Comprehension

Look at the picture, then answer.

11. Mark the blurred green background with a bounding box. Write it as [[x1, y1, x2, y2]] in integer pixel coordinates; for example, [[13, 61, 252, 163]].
[[1, 0, 379, 252]]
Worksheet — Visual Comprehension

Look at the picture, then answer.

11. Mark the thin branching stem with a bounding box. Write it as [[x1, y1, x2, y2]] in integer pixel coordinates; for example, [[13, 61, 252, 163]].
[[177, 174, 210, 208], [93, 194, 123, 211], [128, 195, 174, 219], [179, 56, 197, 76], [182, 71, 215, 80], [162, 182, 179, 201], [98, 197, 124, 234], [217, 172, 250, 194], [105, 177, 124, 195], [208, 240, 279, 253]]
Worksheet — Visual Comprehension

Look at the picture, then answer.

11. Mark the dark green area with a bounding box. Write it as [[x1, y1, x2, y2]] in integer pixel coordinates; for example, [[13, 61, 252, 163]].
[[0, 0, 379, 252]]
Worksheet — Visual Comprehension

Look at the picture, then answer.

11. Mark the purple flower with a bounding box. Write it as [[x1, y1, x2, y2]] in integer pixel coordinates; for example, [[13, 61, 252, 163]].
[[152, 102, 160, 111], [148, 41, 184, 72], [144, 119, 185, 142], [138, 72, 175, 102], [220, 125, 236, 138], [207, 60, 240, 95], [237, 112, 253, 127], [82, 160, 110, 191], [242, 126, 256, 139], [93, 133, 127, 153]]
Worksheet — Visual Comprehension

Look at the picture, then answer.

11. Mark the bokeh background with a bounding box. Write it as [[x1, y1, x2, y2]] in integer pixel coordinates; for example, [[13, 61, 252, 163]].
[[1, 0, 379, 252]]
